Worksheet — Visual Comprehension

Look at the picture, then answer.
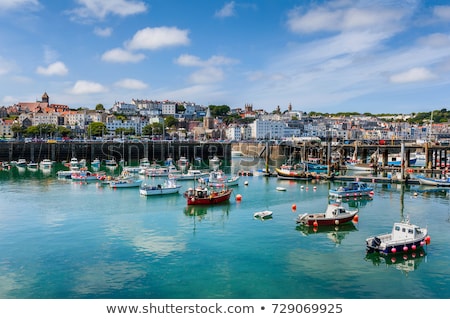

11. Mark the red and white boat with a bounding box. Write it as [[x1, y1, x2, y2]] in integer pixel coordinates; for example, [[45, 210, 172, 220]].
[[183, 185, 232, 205], [296, 203, 359, 227]]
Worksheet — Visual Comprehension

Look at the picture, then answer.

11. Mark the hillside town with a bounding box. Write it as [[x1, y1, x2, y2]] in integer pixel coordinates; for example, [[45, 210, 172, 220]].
[[0, 92, 449, 145]]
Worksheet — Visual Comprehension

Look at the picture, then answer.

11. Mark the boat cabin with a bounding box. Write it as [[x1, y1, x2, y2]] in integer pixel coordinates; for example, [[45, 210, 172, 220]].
[[391, 222, 426, 241], [325, 204, 348, 217]]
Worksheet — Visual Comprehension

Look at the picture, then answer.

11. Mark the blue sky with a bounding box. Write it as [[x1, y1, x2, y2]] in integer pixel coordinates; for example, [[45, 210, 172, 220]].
[[1, 0, 450, 114]]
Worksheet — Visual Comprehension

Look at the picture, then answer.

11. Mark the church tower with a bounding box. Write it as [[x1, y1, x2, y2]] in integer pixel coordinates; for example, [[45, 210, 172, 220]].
[[41, 92, 49, 104], [204, 106, 214, 129]]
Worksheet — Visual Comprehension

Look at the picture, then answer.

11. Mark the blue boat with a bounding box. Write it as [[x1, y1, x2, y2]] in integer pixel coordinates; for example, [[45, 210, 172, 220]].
[[329, 181, 374, 198]]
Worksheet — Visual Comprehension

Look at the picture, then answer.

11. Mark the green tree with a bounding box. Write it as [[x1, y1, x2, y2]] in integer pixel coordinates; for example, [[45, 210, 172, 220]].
[[11, 122, 24, 138], [95, 104, 105, 111], [164, 115, 178, 128], [209, 105, 230, 117], [87, 122, 106, 136]]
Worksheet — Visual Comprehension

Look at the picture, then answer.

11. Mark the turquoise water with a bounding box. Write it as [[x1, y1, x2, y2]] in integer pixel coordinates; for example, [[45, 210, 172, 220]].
[[0, 161, 449, 299]]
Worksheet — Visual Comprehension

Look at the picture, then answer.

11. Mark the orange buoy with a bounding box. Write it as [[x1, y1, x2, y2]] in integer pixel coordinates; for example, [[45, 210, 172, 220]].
[[313, 221, 318, 227], [291, 204, 297, 211], [425, 235, 431, 245], [236, 194, 242, 201], [353, 215, 359, 223]]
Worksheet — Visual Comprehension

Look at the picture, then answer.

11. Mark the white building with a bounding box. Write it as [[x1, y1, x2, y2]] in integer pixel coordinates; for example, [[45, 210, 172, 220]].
[[249, 119, 286, 140], [225, 124, 242, 141], [111, 101, 138, 116]]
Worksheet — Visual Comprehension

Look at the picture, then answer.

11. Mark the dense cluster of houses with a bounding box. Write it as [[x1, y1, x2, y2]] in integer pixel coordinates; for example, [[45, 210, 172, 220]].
[[0, 92, 448, 143]]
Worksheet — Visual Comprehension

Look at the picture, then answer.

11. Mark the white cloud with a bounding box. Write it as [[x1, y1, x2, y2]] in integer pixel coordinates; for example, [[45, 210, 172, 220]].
[[0, 56, 13, 75], [2, 96, 17, 104], [215, 1, 235, 18], [175, 54, 238, 67], [69, 80, 108, 94], [417, 33, 450, 48], [390, 67, 437, 83], [126, 27, 190, 51], [433, 5, 450, 20], [101, 48, 145, 63], [189, 67, 223, 84], [36, 61, 68, 76], [70, 0, 147, 20], [94, 27, 113, 37], [0, 0, 39, 11], [114, 78, 147, 90], [287, 4, 404, 34]]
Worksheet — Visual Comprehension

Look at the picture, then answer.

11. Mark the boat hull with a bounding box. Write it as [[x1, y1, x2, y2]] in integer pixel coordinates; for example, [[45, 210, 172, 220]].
[[110, 180, 143, 188], [417, 177, 450, 187], [275, 168, 313, 180], [185, 189, 232, 205], [366, 237, 428, 255], [139, 185, 181, 196], [297, 212, 357, 227]]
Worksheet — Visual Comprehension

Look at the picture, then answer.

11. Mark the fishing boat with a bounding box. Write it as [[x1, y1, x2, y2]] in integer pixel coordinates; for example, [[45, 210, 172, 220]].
[[39, 159, 54, 170], [184, 185, 233, 205], [27, 161, 39, 170], [378, 154, 417, 167], [275, 164, 314, 180], [253, 210, 273, 219], [276, 187, 286, 191], [66, 157, 80, 169], [109, 177, 143, 188], [71, 169, 106, 182], [201, 170, 240, 187], [304, 158, 328, 171], [209, 155, 221, 170], [104, 159, 118, 170], [177, 156, 189, 171], [416, 174, 450, 187], [365, 218, 430, 255], [139, 178, 182, 196], [296, 203, 359, 227], [16, 158, 27, 168], [170, 169, 209, 181], [90, 158, 101, 171], [329, 181, 374, 198]]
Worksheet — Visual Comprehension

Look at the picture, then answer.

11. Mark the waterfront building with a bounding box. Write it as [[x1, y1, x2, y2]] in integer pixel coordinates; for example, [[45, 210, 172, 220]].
[[249, 119, 285, 139], [0, 118, 14, 138]]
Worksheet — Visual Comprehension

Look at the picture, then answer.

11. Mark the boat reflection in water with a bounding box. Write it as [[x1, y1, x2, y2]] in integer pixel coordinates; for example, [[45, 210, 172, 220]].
[[183, 203, 230, 222], [338, 196, 374, 208], [296, 223, 358, 245], [365, 250, 427, 275]]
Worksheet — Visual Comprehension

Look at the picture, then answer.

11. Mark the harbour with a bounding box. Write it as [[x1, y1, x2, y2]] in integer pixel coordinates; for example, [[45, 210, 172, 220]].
[[0, 158, 449, 299]]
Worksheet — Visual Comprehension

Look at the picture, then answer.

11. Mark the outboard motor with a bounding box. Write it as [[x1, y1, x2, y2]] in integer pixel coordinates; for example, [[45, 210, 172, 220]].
[[371, 237, 381, 247]]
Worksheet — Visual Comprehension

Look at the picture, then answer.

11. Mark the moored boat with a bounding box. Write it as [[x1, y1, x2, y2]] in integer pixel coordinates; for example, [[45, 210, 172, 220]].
[[296, 203, 359, 227], [71, 169, 106, 181], [201, 170, 240, 187], [184, 185, 233, 205], [254, 210, 273, 219], [139, 178, 182, 196], [329, 181, 374, 198], [275, 164, 314, 180], [170, 169, 209, 181], [365, 218, 430, 255], [39, 159, 54, 169], [416, 174, 450, 187], [109, 177, 143, 188]]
